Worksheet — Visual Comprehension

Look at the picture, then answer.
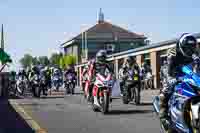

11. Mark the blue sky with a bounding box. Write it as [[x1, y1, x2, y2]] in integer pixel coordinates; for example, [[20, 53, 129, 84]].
[[0, 0, 200, 70]]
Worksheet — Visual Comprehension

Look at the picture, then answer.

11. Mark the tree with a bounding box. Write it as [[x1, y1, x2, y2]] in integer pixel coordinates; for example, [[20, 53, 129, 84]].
[[59, 54, 76, 69], [38, 56, 50, 66], [49, 53, 62, 66], [20, 54, 33, 68], [32, 57, 39, 66]]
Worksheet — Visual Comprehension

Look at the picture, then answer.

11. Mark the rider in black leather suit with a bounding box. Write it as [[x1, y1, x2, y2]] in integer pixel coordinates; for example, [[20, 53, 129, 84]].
[[160, 33, 199, 129]]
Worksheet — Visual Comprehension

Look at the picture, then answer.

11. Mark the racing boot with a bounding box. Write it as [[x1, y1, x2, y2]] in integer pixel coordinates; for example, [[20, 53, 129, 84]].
[[159, 93, 170, 131]]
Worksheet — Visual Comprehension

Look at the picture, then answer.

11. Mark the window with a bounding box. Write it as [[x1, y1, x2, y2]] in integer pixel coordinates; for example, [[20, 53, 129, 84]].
[[106, 44, 115, 52]]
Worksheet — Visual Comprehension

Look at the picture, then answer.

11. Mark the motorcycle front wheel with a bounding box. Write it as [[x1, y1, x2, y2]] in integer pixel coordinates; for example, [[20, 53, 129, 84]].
[[133, 86, 140, 105], [122, 92, 129, 104], [35, 86, 41, 98], [17, 85, 25, 96], [69, 83, 75, 95], [101, 91, 109, 114], [91, 96, 99, 112], [122, 86, 129, 104]]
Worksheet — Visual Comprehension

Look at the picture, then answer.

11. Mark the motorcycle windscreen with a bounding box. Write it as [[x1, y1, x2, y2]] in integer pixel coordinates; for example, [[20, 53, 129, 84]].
[[182, 64, 200, 87]]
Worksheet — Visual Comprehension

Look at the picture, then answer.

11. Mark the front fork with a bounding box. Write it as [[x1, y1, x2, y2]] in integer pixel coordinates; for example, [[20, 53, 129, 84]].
[[93, 86, 111, 105]]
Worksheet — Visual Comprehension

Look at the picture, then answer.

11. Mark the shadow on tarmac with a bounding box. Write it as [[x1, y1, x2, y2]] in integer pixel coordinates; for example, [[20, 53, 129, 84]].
[[106, 109, 153, 115], [0, 99, 33, 133], [130, 102, 153, 106]]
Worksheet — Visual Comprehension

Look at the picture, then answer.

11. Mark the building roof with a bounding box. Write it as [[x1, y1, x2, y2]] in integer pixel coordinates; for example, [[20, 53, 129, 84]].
[[61, 21, 146, 46], [107, 32, 200, 58], [76, 32, 200, 67]]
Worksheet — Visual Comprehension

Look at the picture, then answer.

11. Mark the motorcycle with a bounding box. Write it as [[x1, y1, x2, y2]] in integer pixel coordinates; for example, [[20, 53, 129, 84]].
[[84, 63, 94, 102], [52, 75, 62, 92], [65, 73, 76, 95], [16, 77, 27, 96], [153, 63, 200, 133], [39, 75, 48, 97], [91, 70, 113, 114], [32, 74, 41, 97], [122, 69, 140, 105]]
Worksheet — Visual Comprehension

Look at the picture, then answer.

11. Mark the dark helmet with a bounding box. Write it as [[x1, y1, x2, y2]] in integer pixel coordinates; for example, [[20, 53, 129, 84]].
[[96, 50, 107, 62], [163, 60, 167, 65], [127, 56, 136, 64], [177, 33, 197, 57], [32, 66, 39, 73], [10, 71, 16, 76]]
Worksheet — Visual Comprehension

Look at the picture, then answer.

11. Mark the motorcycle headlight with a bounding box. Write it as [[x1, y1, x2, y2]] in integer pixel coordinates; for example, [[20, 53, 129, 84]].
[[103, 81, 108, 85], [103, 81, 113, 87]]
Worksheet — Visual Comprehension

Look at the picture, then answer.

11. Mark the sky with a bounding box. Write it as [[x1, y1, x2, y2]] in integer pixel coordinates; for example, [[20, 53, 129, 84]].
[[0, 0, 200, 71]]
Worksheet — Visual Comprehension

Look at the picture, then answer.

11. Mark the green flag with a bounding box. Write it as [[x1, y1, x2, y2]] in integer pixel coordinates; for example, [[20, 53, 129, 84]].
[[0, 49, 12, 64]]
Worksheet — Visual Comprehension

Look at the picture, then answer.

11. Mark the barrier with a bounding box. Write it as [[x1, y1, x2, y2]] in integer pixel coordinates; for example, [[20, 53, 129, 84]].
[[0, 72, 10, 98]]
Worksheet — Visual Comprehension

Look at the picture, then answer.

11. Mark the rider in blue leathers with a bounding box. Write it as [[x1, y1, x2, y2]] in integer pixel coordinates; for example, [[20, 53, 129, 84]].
[[64, 65, 76, 83], [160, 33, 200, 129]]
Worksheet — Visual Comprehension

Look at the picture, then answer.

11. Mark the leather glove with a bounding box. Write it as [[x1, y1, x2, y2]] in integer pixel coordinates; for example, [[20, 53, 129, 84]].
[[192, 54, 200, 64]]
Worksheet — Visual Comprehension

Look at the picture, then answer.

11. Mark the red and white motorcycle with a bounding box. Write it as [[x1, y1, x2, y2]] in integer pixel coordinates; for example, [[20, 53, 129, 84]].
[[92, 70, 113, 114], [84, 61, 94, 102]]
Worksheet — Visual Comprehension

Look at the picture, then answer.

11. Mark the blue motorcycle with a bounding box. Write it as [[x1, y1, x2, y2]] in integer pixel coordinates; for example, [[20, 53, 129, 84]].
[[153, 63, 200, 133], [52, 75, 62, 91]]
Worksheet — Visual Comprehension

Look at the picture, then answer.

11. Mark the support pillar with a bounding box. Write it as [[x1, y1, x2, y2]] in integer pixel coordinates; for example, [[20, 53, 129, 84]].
[[150, 51, 160, 89], [79, 67, 82, 87], [114, 59, 119, 79], [136, 55, 144, 67]]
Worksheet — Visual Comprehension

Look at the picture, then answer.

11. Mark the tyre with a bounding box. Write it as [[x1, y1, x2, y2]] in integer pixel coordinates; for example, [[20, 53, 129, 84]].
[[134, 86, 140, 105], [35, 86, 41, 98], [122, 90, 129, 104], [101, 91, 109, 114], [69, 83, 74, 95], [190, 110, 200, 133], [91, 96, 99, 112], [65, 83, 69, 94], [13, 84, 17, 95], [17, 84, 25, 96]]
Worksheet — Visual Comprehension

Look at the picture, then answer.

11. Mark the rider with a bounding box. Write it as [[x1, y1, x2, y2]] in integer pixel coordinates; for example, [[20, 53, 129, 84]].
[[29, 66, 40, 83], [52, 67, 62, 91], [160, 33, 199, 129], [64, 65, 76, 82], [18, 68, 28, 80], [88, 50, 113, 101], [119, 56, 141, 96]]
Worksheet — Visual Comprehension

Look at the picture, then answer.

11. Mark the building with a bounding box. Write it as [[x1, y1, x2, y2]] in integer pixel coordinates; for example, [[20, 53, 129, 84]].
[[75, 33, 200, 89], [61, 9, 147, 64]]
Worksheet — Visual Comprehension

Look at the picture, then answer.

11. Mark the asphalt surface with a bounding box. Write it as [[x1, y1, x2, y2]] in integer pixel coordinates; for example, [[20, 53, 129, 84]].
[[0, 99, 33, 133], [11, 89, 160, 133]]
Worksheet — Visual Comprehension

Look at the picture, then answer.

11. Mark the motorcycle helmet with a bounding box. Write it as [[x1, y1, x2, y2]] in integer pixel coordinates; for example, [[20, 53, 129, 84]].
[[96, 50, 107, 62], [10, 71, 16, 76], [127, 56, 136, 65], [177, 33, 197, 57], [163, 60, 167, 65]]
